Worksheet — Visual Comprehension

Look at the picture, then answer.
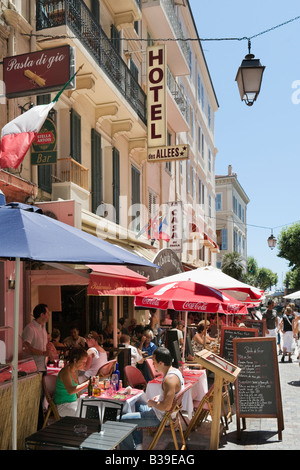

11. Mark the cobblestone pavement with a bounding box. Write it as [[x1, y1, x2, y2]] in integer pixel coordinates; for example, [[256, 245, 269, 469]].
[[143, 350, 300, 451], [218, 349, 300, 451]]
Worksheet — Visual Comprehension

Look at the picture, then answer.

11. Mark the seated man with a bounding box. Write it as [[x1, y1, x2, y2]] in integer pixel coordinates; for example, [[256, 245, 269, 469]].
[[120, 347, 184, 450]]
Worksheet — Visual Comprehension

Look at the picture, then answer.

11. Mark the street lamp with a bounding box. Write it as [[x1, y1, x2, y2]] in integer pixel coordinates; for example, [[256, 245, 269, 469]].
[[235, 40, 265, 106], [267, 233, 277, 250]]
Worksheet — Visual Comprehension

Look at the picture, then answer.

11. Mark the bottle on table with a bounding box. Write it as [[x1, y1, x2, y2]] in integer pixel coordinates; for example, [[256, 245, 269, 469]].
[[88, 376, 93, 396]]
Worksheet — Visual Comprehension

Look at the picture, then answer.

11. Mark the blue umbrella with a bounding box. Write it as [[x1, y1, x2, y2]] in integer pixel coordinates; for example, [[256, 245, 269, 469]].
[[0, 202, 156, 266], [0, 202, 156, 449]]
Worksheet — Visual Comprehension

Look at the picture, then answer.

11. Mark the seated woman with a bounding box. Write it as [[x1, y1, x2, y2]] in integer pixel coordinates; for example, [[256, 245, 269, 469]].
[[53, 348, 89, 417], [78, 333, 107, 383], [191, 323, 213, 354]]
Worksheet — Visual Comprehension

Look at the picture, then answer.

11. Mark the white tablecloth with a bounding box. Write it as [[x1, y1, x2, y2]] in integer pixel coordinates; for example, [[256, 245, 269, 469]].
[[145, 369, 208, 419], [76, 389, 145, 416]]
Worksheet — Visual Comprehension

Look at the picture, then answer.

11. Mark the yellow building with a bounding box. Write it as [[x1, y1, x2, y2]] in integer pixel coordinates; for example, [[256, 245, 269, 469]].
[[0, 0, 219, 332]]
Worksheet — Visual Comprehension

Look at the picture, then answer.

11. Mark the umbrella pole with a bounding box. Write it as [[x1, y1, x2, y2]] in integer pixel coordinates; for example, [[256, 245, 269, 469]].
[[204, 312, 207, 348], [12, 257, 20, 450], [181, 311, 188, 364], [113, 297, 118, 349]]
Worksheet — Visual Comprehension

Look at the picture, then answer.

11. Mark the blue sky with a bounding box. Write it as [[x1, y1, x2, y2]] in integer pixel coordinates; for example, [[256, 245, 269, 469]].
[[189, 0, 300, 289]]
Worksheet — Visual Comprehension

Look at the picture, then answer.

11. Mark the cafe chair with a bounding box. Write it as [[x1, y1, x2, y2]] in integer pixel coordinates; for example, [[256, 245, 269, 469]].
[[79, 398, 123, 422], [221, 382, 233, 430], [183, 385, 215, 439], [97, 359, 117, 378], [42, 375, 60, 429], [147, 383, 193, 451], [145, 358, 163, 380], [124, 365, 147, 390]]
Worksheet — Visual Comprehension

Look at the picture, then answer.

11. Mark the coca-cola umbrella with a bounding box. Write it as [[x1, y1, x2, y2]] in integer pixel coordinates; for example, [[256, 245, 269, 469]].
[[134, 280, 248, 360], [148, 265, 262, 304]]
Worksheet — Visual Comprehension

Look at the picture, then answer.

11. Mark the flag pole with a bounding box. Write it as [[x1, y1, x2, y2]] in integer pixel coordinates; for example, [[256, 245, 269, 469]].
[[52, 64, 84, 103]]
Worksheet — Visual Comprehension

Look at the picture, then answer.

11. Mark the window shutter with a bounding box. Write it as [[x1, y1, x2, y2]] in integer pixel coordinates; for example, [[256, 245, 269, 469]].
[[111, 24, 120, 54], [113, 147, 120, 224], [91, 128, 102, 214], [70, 109, 81, 163]]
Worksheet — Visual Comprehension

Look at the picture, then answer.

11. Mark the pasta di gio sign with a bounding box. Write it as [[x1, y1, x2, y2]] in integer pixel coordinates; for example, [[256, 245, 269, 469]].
[[146, 45, 189, 162]]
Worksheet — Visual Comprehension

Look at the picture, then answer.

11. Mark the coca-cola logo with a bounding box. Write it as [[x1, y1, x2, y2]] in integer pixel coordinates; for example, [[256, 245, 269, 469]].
[[182, 301, 208, 311], [142, 298, 160, 307]]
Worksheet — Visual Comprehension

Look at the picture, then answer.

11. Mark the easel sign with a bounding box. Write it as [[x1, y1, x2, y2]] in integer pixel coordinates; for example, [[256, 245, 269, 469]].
[[195, 349, 241, 450], [233, 337, 284, 441]]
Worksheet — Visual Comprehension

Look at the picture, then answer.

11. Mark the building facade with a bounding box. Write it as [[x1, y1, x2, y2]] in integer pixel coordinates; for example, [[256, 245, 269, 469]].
[[215, 165, 250, 271], [0, 0, 219, 334]]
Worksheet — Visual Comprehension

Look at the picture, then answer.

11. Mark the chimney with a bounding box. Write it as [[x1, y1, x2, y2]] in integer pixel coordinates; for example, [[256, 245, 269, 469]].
[[228, 165, 232, 176]]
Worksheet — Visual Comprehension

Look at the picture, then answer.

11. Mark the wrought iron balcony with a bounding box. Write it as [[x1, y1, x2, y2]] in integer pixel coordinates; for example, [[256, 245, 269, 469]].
[[36, 0, 147, 124]]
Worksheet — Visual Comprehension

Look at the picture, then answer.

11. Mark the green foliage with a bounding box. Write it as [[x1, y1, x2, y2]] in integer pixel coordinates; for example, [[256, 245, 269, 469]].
[[284, 268, 300, 291], [244, 256, 278, 290], [277, 222, 300, 268], [221, 252, 244, 281]]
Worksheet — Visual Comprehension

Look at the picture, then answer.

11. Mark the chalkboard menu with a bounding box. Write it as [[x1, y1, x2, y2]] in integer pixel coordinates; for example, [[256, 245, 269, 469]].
[[233, 337, 284, 440], [220, 326, 258, 365], [243, 319, 266, 337]]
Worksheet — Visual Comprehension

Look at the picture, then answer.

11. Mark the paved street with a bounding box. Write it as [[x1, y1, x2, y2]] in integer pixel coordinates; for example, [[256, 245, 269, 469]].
[[143, 349, 300, 451], [218, 349, 300, 451]]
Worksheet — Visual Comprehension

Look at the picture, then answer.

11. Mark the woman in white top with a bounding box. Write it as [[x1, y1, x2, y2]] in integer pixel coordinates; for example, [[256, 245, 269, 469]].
[[78, 333, 107, 382]]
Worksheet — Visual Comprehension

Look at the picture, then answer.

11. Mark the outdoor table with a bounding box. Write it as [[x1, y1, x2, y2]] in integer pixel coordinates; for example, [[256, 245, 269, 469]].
[[25, 416, 137, 450], [76, 388, 145, 416], [145, 369, 208, 419]]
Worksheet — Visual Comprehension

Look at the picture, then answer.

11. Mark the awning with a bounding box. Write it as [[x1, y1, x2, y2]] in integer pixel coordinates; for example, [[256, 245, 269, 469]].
[[87, 264, 148, 296], [203, 232, 219, 253]]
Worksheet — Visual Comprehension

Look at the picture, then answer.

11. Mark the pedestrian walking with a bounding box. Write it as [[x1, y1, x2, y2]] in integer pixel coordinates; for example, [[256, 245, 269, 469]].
[[263, 300, 278, 338], [280, 306, 295, 363]]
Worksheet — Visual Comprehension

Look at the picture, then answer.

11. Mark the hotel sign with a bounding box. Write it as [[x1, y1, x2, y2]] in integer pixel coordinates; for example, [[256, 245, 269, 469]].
[[146, 45, 189, 163], [148, 144, 189, 162], [147, 45, 167, 148]]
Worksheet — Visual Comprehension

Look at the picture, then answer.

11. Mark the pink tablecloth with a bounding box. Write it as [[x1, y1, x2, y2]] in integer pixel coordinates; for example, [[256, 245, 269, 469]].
[[145, 369, 207, 419]]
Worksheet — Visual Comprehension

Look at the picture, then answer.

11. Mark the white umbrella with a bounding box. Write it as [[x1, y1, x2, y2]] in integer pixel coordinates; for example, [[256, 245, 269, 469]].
[[149, 265, 262, 303], [283, 290, 300, 299]]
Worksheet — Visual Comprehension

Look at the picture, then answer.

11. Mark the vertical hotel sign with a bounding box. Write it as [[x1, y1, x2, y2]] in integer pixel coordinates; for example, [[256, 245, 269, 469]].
[[146, 45, 189, 162], [147, 45, 167, 149]]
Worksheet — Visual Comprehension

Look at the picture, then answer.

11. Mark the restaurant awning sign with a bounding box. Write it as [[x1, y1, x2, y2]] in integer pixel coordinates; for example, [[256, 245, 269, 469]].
[[3, 45, 76, 98], [31, 117, 57, 165]]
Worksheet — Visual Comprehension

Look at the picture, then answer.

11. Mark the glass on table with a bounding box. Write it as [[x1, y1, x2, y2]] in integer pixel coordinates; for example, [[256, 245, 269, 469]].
[[111, 374, 119, 392]]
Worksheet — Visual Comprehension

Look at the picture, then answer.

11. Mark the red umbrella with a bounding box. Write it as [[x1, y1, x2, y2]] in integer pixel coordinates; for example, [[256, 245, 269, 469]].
[[134, 280, 248, 315]]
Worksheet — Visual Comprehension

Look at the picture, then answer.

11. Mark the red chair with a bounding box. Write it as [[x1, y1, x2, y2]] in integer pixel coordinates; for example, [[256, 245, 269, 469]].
[[145, 358, 163, 380], [124, 365, 147, 390], [97, 360, 117, 378]]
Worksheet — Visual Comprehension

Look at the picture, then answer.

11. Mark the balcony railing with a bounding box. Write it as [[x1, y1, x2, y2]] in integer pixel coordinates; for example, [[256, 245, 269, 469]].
[[36, 0, 147, 124], [53, 157, 88, 190], [167, 66, 188, 122]]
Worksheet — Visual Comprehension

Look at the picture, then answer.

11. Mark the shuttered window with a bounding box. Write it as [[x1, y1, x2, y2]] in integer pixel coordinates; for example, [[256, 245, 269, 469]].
[[91, 128, 102, 214], [131, 165, 140, 231], [70, 108, 81, 163], [113, 147, 120, 224]]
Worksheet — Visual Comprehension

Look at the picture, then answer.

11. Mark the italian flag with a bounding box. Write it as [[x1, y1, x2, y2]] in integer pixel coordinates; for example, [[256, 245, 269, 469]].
[[0, 64, 83, 170], [0, 102, 55, 169]]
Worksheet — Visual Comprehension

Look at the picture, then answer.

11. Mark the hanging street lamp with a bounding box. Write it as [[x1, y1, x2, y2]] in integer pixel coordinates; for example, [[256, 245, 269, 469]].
[[235, 40, 265, 106], [267, 233, 277, 250]]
